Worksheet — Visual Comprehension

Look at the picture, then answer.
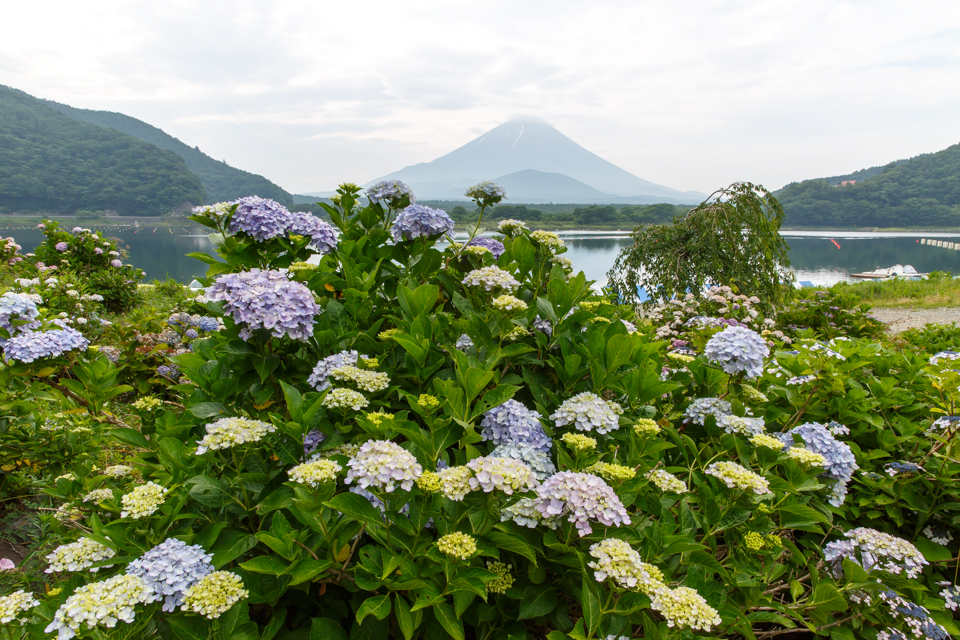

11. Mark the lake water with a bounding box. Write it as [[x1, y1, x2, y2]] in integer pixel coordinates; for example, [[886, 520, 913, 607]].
[[3, 225, 960, 287]]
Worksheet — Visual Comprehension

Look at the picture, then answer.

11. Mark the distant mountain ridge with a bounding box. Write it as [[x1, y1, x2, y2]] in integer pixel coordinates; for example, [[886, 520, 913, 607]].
[[776, 143, 960, 227], [46, 101, 293, 205], [0, 85, 204, 215], [368, 120, 706, 205]]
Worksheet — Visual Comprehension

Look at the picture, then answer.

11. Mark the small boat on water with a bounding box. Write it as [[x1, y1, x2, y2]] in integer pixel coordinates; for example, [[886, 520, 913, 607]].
[[851, 264, 927, 280]]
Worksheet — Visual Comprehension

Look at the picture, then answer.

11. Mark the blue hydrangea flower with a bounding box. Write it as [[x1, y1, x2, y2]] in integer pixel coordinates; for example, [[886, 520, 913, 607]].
[[303, 429, 326, 456], [4, 327, 89, 363], [465, 181, 506, 204], [684, 398, 732, 425], [535, 471, 631, 536], [308, 350, 362, 391], [366, 180, 415, 206], [0, 292, 40, 340], [127, 538, 214, 612], [533, 316, 552, 336], [455, 334, 474, 352], [481, 400, 551, 453], [490, 442, 556, 481], [391, 205, 454, 242], [227, 196, 294, 242], [778, 422, 858, 506], [287, 212, 339, 254], [205, 269, 320, 341], [466, 237, 505, 259], [704, 326, 769, 378]]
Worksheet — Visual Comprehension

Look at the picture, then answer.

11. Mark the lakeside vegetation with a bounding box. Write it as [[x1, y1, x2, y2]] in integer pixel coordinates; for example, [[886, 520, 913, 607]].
[[828, 272, 960, 308]]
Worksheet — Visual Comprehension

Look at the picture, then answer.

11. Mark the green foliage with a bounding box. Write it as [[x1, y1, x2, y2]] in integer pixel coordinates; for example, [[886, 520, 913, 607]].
[[608, 182, 791, 307], [45, 99, 293, 206], [0, 85, 205, 215], [899, 322, 960, 354], [831, 270, 960, 308], [778, 289, 886, 339], [777, 143, 960, 227]]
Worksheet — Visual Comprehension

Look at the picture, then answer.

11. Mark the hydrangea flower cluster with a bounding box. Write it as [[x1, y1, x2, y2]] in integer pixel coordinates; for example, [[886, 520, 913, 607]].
[[529, 230, 564, 250], [127, 538, 214, 612], [480, 400, 551, 452], [535, 471, 631, 536], [877, 589, 950, 640], [634, 419, 661, 437], [501, 496, 560, 529], [717, 414, 766, 436], [823, 528, 928, 578], [586, 461, 636, 482], [465, 181, 506, 203], [462, 266, 520, 292], [455, 334, 474, 351], [492, 294, 528, 313], [885, 462, 924, 476], [287, 212, 339, 254], [437, 466, 475, 501], [704, 326, 769, 378], [561, 432, 597, 451], [485, 561, 515, 595], [466, 237, 505, 258], [226, 196, 295, 241], [649, 586, 723, 632], [288, 459, 342, 487], [705, 461, 771, 494], [938, 582, 959, 611], [466, 456, 538, 494], [196, 417, 276, 454], [498, 219, 527, 232], [345, 440, 422, 492], [0, 590, 39, 625], [167, 312, 222, 333], [786, 374, 817, 385], [588, 538, 661, 590], [646, 469, 688, 493], [4, 326, 89, 363], [684, 397, 733, 425], [391, 204, 454, 242], [46, 574, 158, 640], [322, 388, 369, 410], [0, 292, 40, 338], [777, 422, 858, 506], [329, 365, 390, 392], [45, 537, 116, 573], [416, 470, 442, 493], [181, 571, 248, 619], [787, 447, 827, 467], [550, 392, 623, 435], [103, 465, 135, 478], [491, 443, 557, 481], [923, 525, 952, 546], [120, 481, 169, 519], [308, 350, 361, 391], [83, 488, 114, 503], [366, 180, 415, 206], [436, 532, 477, 560], [750, 433, 786, 450], [930, 351, 960, 365], [205, 269, 319, 341]]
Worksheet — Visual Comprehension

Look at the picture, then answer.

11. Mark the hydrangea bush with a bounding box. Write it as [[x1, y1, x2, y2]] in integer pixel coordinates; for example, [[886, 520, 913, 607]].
[[0, 183, 958, 640]]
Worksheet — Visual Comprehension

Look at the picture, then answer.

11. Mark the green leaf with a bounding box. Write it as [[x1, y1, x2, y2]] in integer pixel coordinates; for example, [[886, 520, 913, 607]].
[[186, 475, 233, 508], [287, 559, 333, 586], [518, 584, 559, 620], [581, 575, 601, 634], [260, 609, 287, 640], [810, 582, 848, 612], [209, 530, 258, 568], [188, 402, 229, 419], [324, 492, 385, 526], [256, 487, 295, 515], [167, 615, 210, 640], [110, 427, 149, 449], [915, 536, 953, 562], [239, 556, 288, 575], [357, 595, 392, 625], [254, 354, 280, 384], [310, 617, 347, 640], [485, 531, 537, 565], [433, 602, 464, 640], [394, 594, 415, 640]]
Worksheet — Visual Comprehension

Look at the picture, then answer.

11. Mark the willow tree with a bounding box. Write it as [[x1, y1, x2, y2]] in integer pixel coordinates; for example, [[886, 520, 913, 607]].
[[607, 182, 792, 308]]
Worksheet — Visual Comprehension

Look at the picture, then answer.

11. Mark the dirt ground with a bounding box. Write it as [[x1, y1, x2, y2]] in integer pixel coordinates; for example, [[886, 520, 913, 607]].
[[869, 307, 960, 333]]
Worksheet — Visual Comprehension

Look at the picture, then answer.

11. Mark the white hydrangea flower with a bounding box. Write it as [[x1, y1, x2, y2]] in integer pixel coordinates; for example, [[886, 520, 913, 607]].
[[328, 366, 390, 393], [705, 461, 771, 495], [322, 388, 369, 411], [288, 459, 342, 487], [498, 219, 527, 232], [462, 266, 520, 292], [102, 465, 135, 478], [0, 590, 40, 625], [466, 456, 538, 495], [823, 528, 928, 579], [120, 482, 168, 519], [588, 538, 664, 591], [45, 537, 116, 573], [82, 488, 114, 503], [345, 440, 422, 492], [787, 446, 827, 467], [550, 392, 623, 435], [646, 469, 688, 494], [649, 585, 722, 631], [492, 295, 528, 313], [438, 466, 475, 501], [45, 574, 158, 640], [529, 230, 564, 250], [750, 433, 786, 450], [195, 417, 276, 454], [181, 571, 248, 619]]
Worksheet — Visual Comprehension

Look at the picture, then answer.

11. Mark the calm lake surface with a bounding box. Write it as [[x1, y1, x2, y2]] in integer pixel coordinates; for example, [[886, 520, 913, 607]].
[[3, 225, 960, 287]]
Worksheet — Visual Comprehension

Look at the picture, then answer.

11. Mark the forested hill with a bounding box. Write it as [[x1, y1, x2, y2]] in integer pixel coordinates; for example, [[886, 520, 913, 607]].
[[777, 143, 960, 227], [46, 100, 293, 206], [0, 85, 205, 215]]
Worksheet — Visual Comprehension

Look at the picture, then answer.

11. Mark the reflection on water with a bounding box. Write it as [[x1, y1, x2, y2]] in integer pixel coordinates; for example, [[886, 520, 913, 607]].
[[3, 225, 960, 287]]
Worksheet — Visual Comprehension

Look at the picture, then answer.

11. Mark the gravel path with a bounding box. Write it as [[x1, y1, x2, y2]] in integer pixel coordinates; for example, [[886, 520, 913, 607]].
[[868, 307, 960, 333]]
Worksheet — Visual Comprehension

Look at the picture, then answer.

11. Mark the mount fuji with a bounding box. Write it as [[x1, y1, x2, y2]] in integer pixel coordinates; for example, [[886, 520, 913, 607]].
[[364, 120, 706, 205]]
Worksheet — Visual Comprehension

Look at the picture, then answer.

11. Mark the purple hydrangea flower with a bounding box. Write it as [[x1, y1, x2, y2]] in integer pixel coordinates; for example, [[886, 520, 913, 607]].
[[366, 180, 415, 206], [227, 196, 294, 242], [466, 237, 505, 259], [94, 247, 103, 255], [345, 440, 422, 492], [307, 350, 361, 391], [535, 471, 631, 536], [110, 259, 122, 267], [490, 442, 557, 481], [481, 400, 551, 453], [287, 212, 339, 254], [303, 429, 326, 456], [184, 329, 199, 340], [4, 326, 89, 363], [391, 205, 454, 242], [55, 242, 69, 252], [127, 538, 213, 612], [0, 293, 41, 339], [704, 326, 769, 378], [157, 364, 180, 378], [778, 422, 858, 506], [533, 316, 553, 336], [465, 181, 506, 203], [205, 269, 320, 341]]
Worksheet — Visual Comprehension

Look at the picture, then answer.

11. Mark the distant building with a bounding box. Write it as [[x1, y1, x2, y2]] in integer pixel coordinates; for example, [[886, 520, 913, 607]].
[[838, 180, 857, 186]]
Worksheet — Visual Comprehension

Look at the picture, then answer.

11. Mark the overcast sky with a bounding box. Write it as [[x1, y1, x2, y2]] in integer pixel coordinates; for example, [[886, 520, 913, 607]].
[[3, 0, 960, 195]]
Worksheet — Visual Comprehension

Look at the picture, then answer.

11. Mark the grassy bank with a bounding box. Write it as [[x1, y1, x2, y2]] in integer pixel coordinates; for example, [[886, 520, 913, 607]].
[[830, 272, 960, 308]]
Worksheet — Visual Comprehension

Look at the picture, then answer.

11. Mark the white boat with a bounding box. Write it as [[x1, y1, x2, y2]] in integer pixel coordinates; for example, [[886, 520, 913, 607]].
[[850, 264, 927, 280]]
